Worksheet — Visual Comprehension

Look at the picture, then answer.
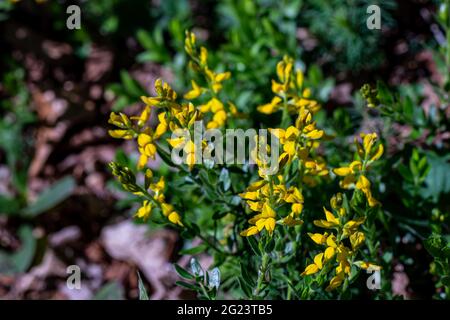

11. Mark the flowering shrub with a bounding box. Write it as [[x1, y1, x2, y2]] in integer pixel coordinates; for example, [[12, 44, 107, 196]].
[[107, 30, 398, 299]]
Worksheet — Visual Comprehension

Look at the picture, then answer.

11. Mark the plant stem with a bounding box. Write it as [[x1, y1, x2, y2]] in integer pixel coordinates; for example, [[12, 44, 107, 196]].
[[196, 232, 226, 255], [281, 96, 290, 128], [253, 252, 270, 298]]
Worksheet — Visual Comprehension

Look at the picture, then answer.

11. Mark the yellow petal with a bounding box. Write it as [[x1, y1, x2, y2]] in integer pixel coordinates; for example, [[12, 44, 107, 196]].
[[246, 180, 268, 192], [326, 273, 345, 291], [324, 246, 336, 261], [313, 219, 337, 229], [308, 233, 327, 245], [301, 263, 320, 276], [314, 252, 324, 269], [285, 126, 300, 139], [305, 129, 324, 140], [168, 211, 183, 227], [161, 203, 174, 217], [265, 217, 276, 234], [137, 154, 148, 169], [214, 72, 231, 82], [167, 136, 186, 148], [333, 167, 352, 176], [356, 174, 371, 191], [370, 144, 384, 162], [324, 207, 339, 224], [109, 129, 133, 139], [262, 203, 276, 218], [326, 235, 337, 248], [350, 231, 365, 250], [296, 69, 304, 88], [138, 133, 152, 147], [184, 80, 202, 99], [200, 46, 208, 65], [240, 226, 259, 237], [291, 203, 303, 215], [143, 143, 157, 158]]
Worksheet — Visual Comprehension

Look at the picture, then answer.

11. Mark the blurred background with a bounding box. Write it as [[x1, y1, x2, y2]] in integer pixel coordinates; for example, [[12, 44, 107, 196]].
[[0, 0, 448, 299]]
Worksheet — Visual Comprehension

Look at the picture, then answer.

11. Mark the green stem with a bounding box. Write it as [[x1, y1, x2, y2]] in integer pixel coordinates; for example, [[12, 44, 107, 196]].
[[280, 96, 290, 128], [196, 232, 226, 255], [199, 282, 212, 300], [253, 252, 270, 298], [287, 285, 293, 300]]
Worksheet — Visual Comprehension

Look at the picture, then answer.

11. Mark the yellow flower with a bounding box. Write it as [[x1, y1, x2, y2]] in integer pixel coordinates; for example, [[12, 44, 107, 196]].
[[160, 202, 183, 227], [184, 31, 196, 56], [257, 56, 320, 115], [326, 272, 345, 291], [355, 175, 380, 207], [141, 79, 178, 108], [154, 112, 168, 138], [308, 232, 328, 245], [282, 214, 303, 226], [257, 96, 282, 114], [199, 47, 208, 66], [301, 252, 324, 276], [240, 202, 277, 237], [350, 231, 365, 250], [313, 207, 340, 229], [137, 133, 157, 169], [342, 217, 366, 237], [135, 200, 152, 220], [333, 132, 383, 207], [355, 132, 384, 162], [355, 261, 381, 270], [108, 112, 134, 139], [184, 80, 203, 100], [109, 129, 134, 139]]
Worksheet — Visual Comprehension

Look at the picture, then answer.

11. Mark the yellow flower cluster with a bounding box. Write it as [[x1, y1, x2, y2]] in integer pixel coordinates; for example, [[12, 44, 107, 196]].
[[239, 57, 329, 237], [108, 31, 243, 226], [257, 56, 319, 115], [134, 170, 183, 226], [239, 175, 304, 237], [270, 106, 328, 186], [333, 132, 383, 207], [108, 163, 183, 227], [301, 193, 380, 291], [184, 31, 239, 129]]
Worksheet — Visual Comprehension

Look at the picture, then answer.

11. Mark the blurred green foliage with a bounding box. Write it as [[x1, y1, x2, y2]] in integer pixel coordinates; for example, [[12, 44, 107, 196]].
[[0, 0, 448, 299]]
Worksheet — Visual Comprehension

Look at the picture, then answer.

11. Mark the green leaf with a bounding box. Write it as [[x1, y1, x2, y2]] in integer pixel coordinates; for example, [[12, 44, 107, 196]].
[[240, 261, 256, 287], [423, 152, 450, 201], [120, 70, 145, 98], [11, 225, 36, 272], [424, 234, 447, 258], [247, 237, 261, 256], [441, 276, 450, 288], [0, 195, 21, 215], [174, 264, 194, 280], [23, 176, 75, 217], [136, 29, 154, 50], [0, 225, 36, 274], [238, 276, 253, 298], [137, 271, 149, 300], [93, 282, 124, 300], [179, 243, 208, 255]]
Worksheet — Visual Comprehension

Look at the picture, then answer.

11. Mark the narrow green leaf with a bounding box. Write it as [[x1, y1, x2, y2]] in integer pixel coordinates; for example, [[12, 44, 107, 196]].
[[179, 243, 208, 255], [137, 271, 149, 300], [176, 281, 201, 291], [23, 176, 75, 217], [174, 264, 194, 280]]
